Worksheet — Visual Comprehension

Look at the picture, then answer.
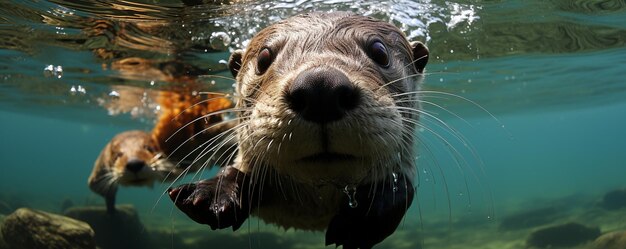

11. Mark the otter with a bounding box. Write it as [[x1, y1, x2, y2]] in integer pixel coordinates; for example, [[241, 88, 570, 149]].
[[168, 12, 429, 249], [90, 87, 234, 214], [89, 130, 168, 213]]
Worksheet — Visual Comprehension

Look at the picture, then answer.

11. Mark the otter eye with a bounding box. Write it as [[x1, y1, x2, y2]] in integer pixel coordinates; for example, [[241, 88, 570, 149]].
[[368, 41, 390, 67], [256, 47, 273, 75], [145, 146, 157, 154]]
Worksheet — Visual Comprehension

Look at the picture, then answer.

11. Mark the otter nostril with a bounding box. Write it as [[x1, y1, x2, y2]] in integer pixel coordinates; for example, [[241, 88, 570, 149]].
[[126, 159, 146, 173], [286, 67, 360, 124]]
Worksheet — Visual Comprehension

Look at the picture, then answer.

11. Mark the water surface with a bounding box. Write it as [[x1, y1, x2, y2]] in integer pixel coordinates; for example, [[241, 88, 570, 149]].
[[1, 0, 626, 248]]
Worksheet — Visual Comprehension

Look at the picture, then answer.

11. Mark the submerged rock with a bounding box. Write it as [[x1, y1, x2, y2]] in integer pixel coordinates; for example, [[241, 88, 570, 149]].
[[526, 222, 600, 248], [1, 208, 95, 249], [592, 231, 626, 249], [64, 205, 153, 249], [499, 206, 560, 230], [601, 189, 626, 210], [0, 214, 7, 249]]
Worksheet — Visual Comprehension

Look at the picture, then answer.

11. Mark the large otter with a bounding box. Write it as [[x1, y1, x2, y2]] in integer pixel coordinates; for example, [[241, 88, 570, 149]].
[[168, 12, 429, 248], [89, 86, 234, 213]]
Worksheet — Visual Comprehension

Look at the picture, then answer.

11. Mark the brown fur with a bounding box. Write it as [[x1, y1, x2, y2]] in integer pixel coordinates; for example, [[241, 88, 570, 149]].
[[89, 130, 162, 188], [238, 12, 421, 227], [90, 82, 234, 213], [170, 12, 429, 248]]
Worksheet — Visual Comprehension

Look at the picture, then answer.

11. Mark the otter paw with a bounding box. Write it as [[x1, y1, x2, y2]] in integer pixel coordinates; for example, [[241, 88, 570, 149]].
[[168, 169, 250, 231], [326, 180, 414, 249]]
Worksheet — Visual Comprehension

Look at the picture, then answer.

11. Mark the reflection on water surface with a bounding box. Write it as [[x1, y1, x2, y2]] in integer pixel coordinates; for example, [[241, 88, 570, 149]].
[[1, 1, 626, 249]]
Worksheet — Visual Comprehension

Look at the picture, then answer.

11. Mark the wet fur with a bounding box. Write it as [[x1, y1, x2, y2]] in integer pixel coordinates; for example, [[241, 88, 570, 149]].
[[169, 12, 429, 248], [88, 130, 168, 212], [89, 87, 234, 213]]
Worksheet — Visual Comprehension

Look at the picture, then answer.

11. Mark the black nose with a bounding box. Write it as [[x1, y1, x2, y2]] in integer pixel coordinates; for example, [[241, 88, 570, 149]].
[[285, 67, 360, 124], [126, 159, 146, 173]]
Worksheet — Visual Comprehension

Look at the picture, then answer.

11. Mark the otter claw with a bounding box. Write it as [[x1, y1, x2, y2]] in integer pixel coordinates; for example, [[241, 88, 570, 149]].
[[168, 167, 250, 231]]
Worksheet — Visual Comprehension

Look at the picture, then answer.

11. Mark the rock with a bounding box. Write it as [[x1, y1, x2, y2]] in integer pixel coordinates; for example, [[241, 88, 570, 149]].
[[592, 231, 626, 249], [527, 222, 601, 248], [0, 214, 7, 249], [64, 205, 153, 249], [1, 208, 95, 249], [499, 206, 560, 230], [601, 189, 626, 210]]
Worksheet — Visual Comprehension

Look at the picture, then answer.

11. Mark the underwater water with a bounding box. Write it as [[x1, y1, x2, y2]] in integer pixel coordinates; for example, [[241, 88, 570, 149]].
[[1, 0, 626, 248]]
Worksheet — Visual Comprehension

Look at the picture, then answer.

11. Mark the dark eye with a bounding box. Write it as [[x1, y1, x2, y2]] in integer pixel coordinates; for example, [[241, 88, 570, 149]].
[[256, 47, 273, 75], [145, 146, 157, 154], [368, 41, 389, 67]]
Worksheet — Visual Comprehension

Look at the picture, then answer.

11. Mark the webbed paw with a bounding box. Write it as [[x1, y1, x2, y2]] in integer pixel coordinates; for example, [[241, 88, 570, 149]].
[[168, 166, 250, 230]]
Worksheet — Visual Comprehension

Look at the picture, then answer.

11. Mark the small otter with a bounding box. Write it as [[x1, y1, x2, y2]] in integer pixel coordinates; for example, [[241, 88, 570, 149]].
[[90, 87, 234, 214], [89, 130, 168, 212], [169, 12, 429, 249]]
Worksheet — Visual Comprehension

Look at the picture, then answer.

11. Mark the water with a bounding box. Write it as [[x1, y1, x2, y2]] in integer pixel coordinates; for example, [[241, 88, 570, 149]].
[[1, 0, 626, 248]]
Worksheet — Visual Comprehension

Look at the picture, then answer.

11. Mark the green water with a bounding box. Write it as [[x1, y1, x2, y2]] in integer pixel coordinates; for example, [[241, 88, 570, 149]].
[[1, 0, 626, 248]]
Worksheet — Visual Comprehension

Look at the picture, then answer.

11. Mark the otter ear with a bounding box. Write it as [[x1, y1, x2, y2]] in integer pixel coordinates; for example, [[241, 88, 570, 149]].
[[411, 41, 429, 73], [228, 50, 244, 78]]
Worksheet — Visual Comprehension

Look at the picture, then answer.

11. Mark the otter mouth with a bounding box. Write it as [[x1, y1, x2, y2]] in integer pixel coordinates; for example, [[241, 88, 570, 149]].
[[299, 152, 356, 163]]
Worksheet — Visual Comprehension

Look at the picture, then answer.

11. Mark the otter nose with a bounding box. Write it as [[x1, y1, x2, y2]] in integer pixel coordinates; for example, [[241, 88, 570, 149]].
[[126, 159, 146, 173], [286, 67, 360, 124]]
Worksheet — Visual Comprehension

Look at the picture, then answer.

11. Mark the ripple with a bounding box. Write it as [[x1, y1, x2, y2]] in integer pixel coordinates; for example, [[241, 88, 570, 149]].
[[551, 0, 626, 13], [1, 0, 625, 120]]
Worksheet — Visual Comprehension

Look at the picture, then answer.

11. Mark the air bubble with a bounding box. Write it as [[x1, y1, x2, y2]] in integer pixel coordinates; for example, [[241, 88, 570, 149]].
[[43, 65, 63, 78], [343, 185, 358, 208], [108, 90, 120, 98], [210, 32, 231, 51], [392, 172, 399, 192], [69, 85, 86, 95]]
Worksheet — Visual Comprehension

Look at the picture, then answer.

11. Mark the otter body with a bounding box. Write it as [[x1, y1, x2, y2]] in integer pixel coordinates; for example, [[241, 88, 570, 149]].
[[89, 87, 233, 213], [169, 12, 429, 248], [89, 130, 169, 212]]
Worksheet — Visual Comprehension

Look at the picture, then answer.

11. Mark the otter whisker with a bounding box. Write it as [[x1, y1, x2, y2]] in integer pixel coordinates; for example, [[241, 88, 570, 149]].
[[397, 112, 477, 220], [395, 105, 489, 187], [402, 53, 429, 71], [393, 106, 469, 148], [178, 124, 244, 181], [160, 122, 244, 189], [165, 117, 243, 164], [197, 74, 236, 81], [394, 90, 507, 133], [395, 98, 472, 127], [165, 108, 247, 143], [193, 132, 241, 181], [168, 95, 234, 123], [374, 73, 423, 92]]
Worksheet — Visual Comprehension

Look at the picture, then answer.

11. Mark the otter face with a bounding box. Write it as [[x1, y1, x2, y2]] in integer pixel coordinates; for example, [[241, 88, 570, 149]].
[[229, 12, 429, 186], [109, 130, 169, 186], [101, 130, 169, 187]]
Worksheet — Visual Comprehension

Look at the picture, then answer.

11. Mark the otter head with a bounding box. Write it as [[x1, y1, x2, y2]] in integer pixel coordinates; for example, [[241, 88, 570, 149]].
[[89, 130, 172, 192], [228, 12, 429, 186]]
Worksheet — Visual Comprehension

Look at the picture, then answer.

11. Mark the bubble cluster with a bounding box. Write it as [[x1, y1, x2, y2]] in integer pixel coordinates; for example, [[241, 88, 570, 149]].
[[43, 65, 63, 78]]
